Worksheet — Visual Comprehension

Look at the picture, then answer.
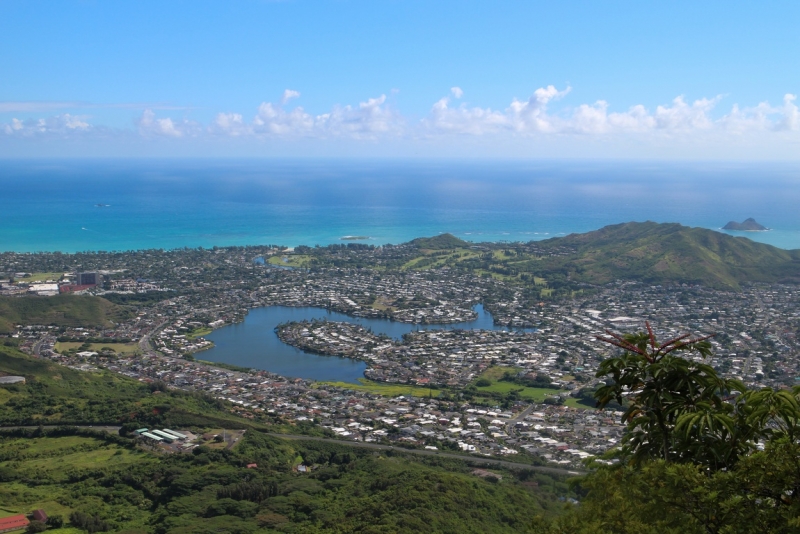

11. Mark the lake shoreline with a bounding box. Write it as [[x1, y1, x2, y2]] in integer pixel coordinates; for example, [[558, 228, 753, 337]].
[[201, 304, 535, 384]]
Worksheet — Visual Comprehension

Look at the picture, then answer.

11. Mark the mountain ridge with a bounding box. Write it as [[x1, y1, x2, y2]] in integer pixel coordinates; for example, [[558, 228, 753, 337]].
[[534, 221, 800, 289]]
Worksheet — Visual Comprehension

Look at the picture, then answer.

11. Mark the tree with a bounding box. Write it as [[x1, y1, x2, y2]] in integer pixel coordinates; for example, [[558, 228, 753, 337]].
[[594, 322, 800, 469], [550, 323, 800, 533]]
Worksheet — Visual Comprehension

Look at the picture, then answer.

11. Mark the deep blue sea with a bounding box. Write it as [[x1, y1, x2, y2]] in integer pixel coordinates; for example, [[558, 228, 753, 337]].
[[2, 159, 800, 252]]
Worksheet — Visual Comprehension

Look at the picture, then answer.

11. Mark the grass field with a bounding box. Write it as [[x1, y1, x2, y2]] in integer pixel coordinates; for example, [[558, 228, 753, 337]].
[[187, 327, 212, 339], [319, 378, 441, 398], [476, 366, 522, 382], [564, 397, 595, 409], [55, 341, 140, 354], [474, 380, 562, 401], [400, 248, 483, 271], [268, 254, 314, 267], [473, 367, 563, 401], [18, 272, 64, 283]]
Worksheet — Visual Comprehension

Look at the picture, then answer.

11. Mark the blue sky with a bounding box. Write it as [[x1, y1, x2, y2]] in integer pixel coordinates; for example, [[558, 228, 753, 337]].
[[1, 0, 799, 158]]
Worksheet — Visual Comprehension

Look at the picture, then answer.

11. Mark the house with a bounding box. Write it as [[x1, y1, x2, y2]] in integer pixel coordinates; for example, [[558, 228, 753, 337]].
[[0, 514, 29, 533]]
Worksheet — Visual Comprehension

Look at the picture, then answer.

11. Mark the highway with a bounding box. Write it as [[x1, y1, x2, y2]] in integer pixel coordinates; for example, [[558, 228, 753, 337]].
[[0, 427, 584, 477], [264, 433, 584, 476]]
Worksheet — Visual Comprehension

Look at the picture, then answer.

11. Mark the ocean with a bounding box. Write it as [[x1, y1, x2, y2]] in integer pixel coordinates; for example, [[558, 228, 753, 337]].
[[2, 159, 800, 252]]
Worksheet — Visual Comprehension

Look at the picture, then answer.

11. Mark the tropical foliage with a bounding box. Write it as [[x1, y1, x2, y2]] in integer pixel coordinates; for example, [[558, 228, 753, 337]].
[[553, 323, 800, 533]]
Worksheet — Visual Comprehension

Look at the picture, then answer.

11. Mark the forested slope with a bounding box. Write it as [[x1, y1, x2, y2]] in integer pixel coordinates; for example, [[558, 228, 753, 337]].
[[0, 294, 130, 333]]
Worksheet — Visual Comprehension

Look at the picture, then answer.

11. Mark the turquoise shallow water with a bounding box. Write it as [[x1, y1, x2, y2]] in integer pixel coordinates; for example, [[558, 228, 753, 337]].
[[2, 159, 800, 252]]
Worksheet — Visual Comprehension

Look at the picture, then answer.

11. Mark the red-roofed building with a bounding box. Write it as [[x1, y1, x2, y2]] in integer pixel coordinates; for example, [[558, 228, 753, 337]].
[[32, 509, 48, 523], [0, 514, 29, 533]]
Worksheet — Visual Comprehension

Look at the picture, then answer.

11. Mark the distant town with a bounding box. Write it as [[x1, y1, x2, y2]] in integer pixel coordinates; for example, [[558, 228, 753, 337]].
[[2, 236, 798, 469]]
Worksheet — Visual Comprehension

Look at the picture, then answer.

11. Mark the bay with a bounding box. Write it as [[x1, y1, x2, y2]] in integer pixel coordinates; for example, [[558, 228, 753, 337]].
[[201, 304, 532, 383], [2, 159, 800, 252]]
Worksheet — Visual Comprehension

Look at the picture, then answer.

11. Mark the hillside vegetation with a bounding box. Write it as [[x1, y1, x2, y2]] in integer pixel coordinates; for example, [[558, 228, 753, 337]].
[[0, 346, 256, 429], [0, 348, 572, 533], [285, 222, 800, 291], [0, 294, 131, 333], [410, 233, 470, 250], [398, 222, 800, 291], [536, 222, 800, 289]]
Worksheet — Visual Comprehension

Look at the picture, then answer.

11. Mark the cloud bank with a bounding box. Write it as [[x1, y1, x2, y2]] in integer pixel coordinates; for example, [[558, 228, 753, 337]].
[[2, 87, 799, 156]]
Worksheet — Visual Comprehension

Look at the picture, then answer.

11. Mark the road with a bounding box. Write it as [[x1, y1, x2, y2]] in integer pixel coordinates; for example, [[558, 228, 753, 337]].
[[505, 403, 537, 436], [138, 320, 168, 354], [0, 425, 583, 476], [32, 335, 55, 357], [264, 433, 584, 476]]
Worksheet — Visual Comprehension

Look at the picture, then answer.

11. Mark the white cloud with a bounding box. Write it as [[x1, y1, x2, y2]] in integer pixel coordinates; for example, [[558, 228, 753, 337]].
[[423, 85, 573, 135], [2, 113, 91, 136], [4, 88, 799, 157], [137, 109, 200, 137], [316, 94, 401, 138], [421, 87, 799, 140], [253, 102, 315, 135], [211, 112, 250, 136], [775, 93, 798, 131], [422, 96, 508, 135], [506, 85, 572, 133], [281, 89, 301, 105], [653, 96, 720, 130], [247, 93, 400, 139]]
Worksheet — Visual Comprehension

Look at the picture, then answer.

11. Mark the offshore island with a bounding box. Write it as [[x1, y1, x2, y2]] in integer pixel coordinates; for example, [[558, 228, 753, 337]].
[[722, 217, 768, 231], [2, 220, 800, 532]]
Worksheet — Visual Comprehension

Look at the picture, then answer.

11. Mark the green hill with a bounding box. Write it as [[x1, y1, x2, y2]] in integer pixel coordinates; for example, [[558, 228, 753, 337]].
[[536, 221, 800, 289], [0, 294, 131, 333], [411, 233, 470, 250], [0, 345, 252, 429]]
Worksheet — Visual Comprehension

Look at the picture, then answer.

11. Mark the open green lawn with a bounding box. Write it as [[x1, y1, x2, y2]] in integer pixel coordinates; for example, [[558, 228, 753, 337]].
[[564, 397, 595, 409], [399, 256, 430, 270], [401, 248, 482, 270], [187, 327, 212, 339], [475, 366, 522, 382], [474, 381, 562, 401], [267, 254, 314, 267], [18, 272, 64, 283], [319, 378, 441, 398], [55, 341, 140, 354]]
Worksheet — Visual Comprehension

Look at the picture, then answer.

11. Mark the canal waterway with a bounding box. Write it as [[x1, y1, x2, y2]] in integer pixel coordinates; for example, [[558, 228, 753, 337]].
[[203, 304, 534, 383]]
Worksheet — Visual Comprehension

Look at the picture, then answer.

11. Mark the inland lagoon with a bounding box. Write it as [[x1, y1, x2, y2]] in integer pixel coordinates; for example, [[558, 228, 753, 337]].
[[202, 304, 533, 383]]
